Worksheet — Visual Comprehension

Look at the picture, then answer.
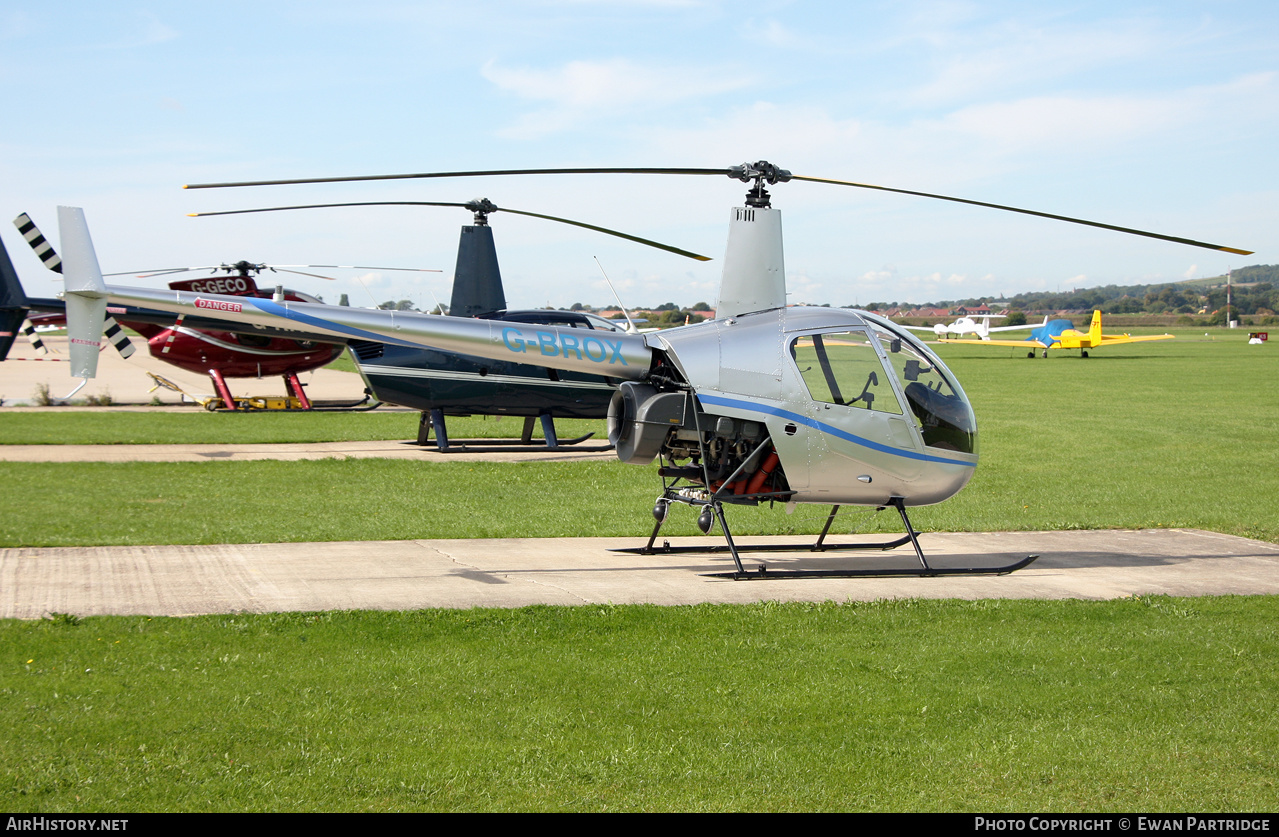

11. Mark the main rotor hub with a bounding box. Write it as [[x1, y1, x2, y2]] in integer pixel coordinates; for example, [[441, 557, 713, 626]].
[[222, 260, 266, 276], [727, 160, 792, 208], [464, 198, 499, 225]]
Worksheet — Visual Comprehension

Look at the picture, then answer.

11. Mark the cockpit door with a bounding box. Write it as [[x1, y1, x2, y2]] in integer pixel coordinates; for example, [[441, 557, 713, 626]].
[[788, 329, 924, 499]]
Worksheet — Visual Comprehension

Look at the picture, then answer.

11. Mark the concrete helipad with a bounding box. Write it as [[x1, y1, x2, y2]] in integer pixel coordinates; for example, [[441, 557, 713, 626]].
[[4, 528, 1278, 619]]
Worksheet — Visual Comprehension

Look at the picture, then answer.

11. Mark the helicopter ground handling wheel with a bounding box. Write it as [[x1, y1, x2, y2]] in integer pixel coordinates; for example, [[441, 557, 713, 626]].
[[617, 494, 1038, 580]]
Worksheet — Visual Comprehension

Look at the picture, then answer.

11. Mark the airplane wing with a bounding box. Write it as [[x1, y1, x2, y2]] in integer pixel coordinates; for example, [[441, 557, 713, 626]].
[[949, 338, 1050, 348], [1097, 333, 1175, 344]]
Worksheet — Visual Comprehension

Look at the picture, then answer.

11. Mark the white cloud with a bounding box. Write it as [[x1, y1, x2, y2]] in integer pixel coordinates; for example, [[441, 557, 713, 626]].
[[902, 17, 1169, 108], [914, 71, 1279, 161], [481, 58, 752, 138]]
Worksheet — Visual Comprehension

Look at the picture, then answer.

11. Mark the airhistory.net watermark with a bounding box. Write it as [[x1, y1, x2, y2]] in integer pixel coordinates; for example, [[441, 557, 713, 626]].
[[5, 819, 128, 831]]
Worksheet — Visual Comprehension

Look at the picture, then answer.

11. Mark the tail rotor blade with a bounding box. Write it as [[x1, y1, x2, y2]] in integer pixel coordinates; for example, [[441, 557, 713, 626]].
[[14, 213, 63, 274], [102, 316, 136, 359], [20, 320, 48, 355]]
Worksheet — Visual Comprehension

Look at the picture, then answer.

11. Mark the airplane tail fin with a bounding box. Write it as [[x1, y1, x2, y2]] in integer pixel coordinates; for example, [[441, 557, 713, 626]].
[[58, 207, 109, 380], [0, 229, 31, 361], [1088, 310, 1103, 344]]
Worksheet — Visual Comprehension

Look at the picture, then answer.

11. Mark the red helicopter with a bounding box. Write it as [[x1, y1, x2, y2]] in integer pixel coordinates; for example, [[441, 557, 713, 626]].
[[116, 264, 344, 410], [13, 213, 373, 410]]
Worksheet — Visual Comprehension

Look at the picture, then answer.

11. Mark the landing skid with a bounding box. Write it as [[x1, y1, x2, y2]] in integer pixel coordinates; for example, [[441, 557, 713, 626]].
[[700, 554, 1039, 580], [416, 410, 612, 452], [619, 495, 1037, 580], [308, 395, 382, 412], [426, 433, 613, 453]]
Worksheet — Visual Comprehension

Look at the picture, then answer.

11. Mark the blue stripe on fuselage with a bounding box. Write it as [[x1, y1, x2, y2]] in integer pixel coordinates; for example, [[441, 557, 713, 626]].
[[697, 393, 975, 467], [246, 298, 424, 348]]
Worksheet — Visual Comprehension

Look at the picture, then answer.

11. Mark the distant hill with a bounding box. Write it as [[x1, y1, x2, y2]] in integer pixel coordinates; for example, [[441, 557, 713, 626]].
[[873, 265, 1279, 325], [1179, 264, 1279, 288]]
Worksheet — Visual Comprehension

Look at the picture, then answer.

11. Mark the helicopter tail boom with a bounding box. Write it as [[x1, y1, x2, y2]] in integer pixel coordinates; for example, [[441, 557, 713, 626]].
[[57, 206, 655, 383]]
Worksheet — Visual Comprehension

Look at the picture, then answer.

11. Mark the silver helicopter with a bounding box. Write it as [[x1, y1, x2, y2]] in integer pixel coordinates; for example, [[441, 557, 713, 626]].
[[51, 163, 1250, 578]]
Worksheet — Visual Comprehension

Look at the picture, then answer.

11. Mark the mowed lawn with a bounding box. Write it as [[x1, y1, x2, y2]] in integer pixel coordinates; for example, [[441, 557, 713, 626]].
[[4, 597, 1277, 812], [2, 330, 1277, 812]]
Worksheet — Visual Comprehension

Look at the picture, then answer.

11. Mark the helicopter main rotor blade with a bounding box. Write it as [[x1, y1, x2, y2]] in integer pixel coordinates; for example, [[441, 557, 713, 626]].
[[188, 163, 1250, 256], [271, 267, 340, 281], [303, 265, 443, 272], [126, 267, 222, 278], [184, 167, 729, 190], [789, 174, 1254, 256], [190, 201, 714, 261]]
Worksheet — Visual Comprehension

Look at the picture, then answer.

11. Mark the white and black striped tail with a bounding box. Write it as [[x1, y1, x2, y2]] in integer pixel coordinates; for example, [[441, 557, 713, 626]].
[[13, 213, 63, 274], [15, 212, 135, 359], [20, 320, 47, 354], [103, 317, 135, 359]]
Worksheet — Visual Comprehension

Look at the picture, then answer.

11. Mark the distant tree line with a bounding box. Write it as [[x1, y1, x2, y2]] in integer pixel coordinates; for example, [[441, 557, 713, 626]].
[[867, 265, 1279, 325]]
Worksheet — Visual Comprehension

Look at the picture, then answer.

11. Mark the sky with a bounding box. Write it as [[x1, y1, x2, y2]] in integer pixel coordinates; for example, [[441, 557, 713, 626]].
[[2, 0, 1276, 310]]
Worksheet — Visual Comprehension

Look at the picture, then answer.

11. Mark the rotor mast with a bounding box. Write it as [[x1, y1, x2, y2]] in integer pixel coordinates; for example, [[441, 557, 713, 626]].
[[716, 161, 791, 319]]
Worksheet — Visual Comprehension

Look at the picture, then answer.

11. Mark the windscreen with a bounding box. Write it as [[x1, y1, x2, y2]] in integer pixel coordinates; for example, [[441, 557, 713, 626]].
[[866, 321, 977, 454]]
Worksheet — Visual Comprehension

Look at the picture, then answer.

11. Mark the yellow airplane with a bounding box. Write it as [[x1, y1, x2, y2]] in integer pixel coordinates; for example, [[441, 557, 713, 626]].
[[957, 310, 1174, 358]]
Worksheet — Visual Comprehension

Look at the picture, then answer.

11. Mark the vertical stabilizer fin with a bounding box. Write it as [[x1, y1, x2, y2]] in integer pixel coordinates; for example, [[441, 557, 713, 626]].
[[1088, 310, 1103, 345], [58, 206, 109, 379], [16, 212, 135, 359], [449, 224, 505, 317]]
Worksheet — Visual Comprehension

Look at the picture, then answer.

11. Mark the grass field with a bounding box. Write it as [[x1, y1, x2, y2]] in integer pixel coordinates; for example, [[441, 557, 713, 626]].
[[1, 329, 1275, 546], [5, 597, 1277, 812], [2, 328, 1277, 812]]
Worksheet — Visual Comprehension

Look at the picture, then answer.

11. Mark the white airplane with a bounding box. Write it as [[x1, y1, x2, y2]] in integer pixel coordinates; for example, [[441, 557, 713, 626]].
[[904, 314, 1047, 341]]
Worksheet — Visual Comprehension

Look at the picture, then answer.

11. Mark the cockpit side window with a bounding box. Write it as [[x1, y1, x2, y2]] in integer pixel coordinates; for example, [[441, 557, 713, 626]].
[[584, 314, 625, 332], [790, 331, 902, 415]]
